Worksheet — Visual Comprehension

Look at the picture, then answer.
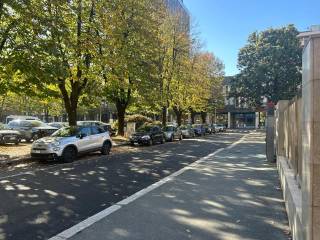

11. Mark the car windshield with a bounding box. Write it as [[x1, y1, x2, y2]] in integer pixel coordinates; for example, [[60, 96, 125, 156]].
[[137, 125, 152, 132], [8, 120, 48, 128], [52, 127, 80, 137], [30, 121, 48, 127], [163, 126, 174, 131]]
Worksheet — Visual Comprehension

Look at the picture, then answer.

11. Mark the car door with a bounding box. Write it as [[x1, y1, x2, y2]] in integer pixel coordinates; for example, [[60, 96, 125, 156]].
[[90, 126, 105, 149], [77, 127, 92, 152], [152, 127, 160, 142]]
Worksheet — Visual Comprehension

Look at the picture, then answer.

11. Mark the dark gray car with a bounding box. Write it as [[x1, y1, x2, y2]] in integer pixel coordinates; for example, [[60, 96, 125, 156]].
[[7, 120, 58, 142], [0, 123, 21, 145], [130, 125, 165, 146]]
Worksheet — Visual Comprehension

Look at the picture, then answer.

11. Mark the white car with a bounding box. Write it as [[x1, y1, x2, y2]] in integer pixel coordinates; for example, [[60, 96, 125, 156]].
[[31, 126, 112, 162], [214, 124, 227, 132]]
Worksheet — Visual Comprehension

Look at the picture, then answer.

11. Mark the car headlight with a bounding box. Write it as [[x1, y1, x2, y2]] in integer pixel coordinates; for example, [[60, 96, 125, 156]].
[[141, 135, 150, 140], [50, 141, 60, 148]]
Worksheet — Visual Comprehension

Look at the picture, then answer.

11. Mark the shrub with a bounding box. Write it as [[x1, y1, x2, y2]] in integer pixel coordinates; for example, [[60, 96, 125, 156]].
[[125, 114, 152, 129]]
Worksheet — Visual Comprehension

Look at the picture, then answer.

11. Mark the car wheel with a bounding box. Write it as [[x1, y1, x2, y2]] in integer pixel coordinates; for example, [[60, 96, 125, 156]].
[[160, 137, 164, 144], [15, 138, 21, 145], [26, 138, 32, 143], [170, 135, 174, 142], [130, 141, 135, 146], [148, 138, 153, 146], [62, 146, 77, 163], [101, 141, 111, 155]]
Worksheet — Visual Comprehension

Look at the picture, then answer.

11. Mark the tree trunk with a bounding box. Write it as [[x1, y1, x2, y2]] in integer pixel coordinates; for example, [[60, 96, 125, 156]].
[[201, 112, 207, 124], [44, 108, 49, 123], [116, 102, 126, 136], [0, 94, 7, 122], [67, 107, 77, 126], [190, 109, 196, 124], [58, 79, 82, 127], [173, 106, 182, 126], [162, 106, 167, 127]]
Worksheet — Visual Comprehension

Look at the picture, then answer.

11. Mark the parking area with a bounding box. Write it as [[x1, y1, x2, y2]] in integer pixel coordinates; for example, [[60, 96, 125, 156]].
[[0, 142, 32, 160], [0, 137, 130, 164]]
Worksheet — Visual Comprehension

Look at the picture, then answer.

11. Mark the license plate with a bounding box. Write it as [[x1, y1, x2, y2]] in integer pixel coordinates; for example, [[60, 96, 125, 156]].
[[34, 150, 41, 154]]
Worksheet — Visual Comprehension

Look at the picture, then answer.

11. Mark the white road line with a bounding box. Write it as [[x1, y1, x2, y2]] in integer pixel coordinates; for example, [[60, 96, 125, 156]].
[[49, 133, 248, 240]]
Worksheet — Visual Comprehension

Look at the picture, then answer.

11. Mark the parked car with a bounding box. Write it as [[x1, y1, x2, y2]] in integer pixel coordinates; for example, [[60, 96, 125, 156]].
[[163, 125, 183, 142], [77, 121, 116, 136], [5, 115, 40, 124], [48, 122, 69, 129], [209, 124, 217, 134], [7, 120, 58, 142], [216, 124, 227, 132], [180, 125, 196, 138], [31, 126, 112, 162], [203, 124, 214, 134], [130, 124, 164, 146], [192, 124, 206, 136], [0, 123, 21, 145]]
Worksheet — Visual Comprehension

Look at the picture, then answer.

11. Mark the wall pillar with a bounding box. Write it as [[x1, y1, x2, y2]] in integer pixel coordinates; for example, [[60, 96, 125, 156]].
[[275, 101, 290, 157], [301, 33, 320, 240]]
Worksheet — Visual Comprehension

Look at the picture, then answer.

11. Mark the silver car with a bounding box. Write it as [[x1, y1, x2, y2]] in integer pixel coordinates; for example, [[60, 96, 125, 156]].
[[180, 125, 195, 138], [31, 126, 112, 162], [163, 125, 183, 142]]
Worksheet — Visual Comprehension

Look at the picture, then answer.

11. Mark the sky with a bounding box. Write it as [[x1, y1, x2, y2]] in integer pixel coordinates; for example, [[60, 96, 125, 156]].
[[183, 0, 320, 76]]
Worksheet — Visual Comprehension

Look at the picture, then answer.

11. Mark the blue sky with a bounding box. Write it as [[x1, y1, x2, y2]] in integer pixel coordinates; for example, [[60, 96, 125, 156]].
[[183, 0, 320, 76]]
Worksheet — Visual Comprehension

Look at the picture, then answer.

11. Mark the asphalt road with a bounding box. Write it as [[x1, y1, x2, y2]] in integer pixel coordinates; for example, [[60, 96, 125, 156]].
[[0, 131, 246, 240]]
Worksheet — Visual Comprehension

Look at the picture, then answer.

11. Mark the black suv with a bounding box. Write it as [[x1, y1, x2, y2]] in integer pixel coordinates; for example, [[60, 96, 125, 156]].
[[130, 124, 164, 146]]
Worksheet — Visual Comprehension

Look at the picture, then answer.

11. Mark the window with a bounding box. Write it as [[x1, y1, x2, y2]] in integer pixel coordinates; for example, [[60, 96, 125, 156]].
[[80, 127, 91, 137], [91, 127, 104, 135]]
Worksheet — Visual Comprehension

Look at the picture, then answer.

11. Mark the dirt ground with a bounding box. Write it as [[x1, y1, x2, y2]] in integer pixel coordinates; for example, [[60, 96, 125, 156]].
[[0, 142, 31, 159]]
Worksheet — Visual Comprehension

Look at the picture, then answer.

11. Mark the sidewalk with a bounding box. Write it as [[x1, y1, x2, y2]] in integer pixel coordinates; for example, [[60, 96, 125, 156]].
[[62, 132, 290, 240]]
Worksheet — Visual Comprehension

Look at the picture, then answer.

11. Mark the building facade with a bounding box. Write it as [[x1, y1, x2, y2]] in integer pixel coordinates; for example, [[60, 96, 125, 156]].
[[166, 0, 190, 30], [218, 76, 266, 129]]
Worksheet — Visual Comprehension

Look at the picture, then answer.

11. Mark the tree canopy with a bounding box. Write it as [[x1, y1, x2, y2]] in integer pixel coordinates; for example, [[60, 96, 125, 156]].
[[0, 0, 225, 134], [231, 25, 302, 106]]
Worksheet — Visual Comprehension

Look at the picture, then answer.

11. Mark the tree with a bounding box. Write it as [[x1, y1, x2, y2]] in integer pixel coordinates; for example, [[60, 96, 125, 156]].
[[232, 25, 302, 105], [0, 1, 21, 103], [151, 4, 191, 126], [16, 0, 105, 126], [100, 0, 159, 135]]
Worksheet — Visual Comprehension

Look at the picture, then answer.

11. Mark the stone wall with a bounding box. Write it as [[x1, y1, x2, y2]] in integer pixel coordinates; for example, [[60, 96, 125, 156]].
[[275, 31, 320, 240]]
